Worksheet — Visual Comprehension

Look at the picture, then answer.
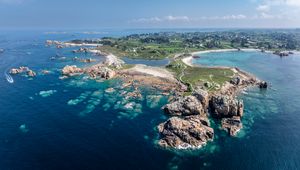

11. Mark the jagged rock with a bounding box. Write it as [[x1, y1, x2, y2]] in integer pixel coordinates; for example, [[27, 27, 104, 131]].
[[86, 65, 116, 79], [61, 65, 83, 76], [46, 40, 61, 46], [72, 47, 88, 53], [221, 116, 243, 136], [157, 115, 214, 149], [162, 96, 205, 116], [103, 54, 124, 69], [10, 67, 36, 77], [27, 70, 36, 77], [192, 88, 209, 108], [259, 81, 268, 89], [230, 77, 241, 85], [274, 50, 289, 57], [10, 67, 30, 74], [210, 95, 244, 118]]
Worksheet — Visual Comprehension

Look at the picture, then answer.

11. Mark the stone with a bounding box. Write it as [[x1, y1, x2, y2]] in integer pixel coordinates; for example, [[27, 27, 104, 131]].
[[157, 115, 214, 149], [259, 81, 268, 89], [27, 70, 36, 77], [192, 88, 209, 108], [210, 95, 244, 118], [86, 65, 116, 79], [221, 116, 243, 136], [62, 65, 83, 76], [162, 96, 205, 116], [230, 77, 241, 85]]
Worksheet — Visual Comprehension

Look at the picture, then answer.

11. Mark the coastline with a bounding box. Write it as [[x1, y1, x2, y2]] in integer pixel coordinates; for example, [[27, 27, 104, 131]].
[[182, 48, 275, 66]]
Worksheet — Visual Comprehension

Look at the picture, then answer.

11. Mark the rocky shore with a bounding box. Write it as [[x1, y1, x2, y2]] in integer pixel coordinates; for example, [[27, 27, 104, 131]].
[[157, 66, 265, 149], [46, 40, 269, 150]]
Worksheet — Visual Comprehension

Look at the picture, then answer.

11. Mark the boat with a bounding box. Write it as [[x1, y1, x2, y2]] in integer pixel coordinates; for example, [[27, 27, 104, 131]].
[[5, 72, 14, 83], [0, 49, 4, 53]]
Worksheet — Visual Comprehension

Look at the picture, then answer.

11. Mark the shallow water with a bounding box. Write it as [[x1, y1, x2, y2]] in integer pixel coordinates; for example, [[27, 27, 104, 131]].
[[0, 30, 300, 169]]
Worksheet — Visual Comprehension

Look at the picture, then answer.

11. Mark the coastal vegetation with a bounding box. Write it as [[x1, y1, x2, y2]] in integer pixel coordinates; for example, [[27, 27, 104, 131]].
[[166, 60, 234, 92], [68, 30, 300, 60]]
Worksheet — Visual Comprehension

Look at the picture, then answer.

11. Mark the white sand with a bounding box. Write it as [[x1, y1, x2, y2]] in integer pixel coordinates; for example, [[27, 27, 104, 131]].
[[129, 64, 175, 80]]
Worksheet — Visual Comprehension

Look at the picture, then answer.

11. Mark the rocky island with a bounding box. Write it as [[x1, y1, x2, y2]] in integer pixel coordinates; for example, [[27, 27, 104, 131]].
[[14, 30, 299, 150]]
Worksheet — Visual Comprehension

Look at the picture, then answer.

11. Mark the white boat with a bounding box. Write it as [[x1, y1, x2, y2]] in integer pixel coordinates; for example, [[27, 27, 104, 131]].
[[5, 72, 14, 83], [0, 49, 4, 53]]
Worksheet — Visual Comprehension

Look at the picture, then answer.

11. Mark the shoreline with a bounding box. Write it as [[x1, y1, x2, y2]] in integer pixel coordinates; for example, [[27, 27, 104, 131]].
[[182, 48, 278, 66]]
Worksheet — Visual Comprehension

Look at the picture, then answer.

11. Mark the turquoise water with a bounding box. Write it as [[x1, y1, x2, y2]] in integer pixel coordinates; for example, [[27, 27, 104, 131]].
[[0, 30, 300, 169], [192, 51, 300, 169]]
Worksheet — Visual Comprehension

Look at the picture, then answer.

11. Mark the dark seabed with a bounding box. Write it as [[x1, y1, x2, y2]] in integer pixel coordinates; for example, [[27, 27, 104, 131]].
[[0, 30, 300, 170]]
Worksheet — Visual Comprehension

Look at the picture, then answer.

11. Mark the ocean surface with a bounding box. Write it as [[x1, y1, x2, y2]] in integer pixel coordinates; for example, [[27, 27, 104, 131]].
[[0, 30, 300, 170]]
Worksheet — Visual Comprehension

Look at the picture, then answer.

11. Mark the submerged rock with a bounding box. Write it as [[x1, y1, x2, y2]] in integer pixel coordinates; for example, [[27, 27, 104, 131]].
[[210, 95, 244, 118], [39, 90, 57, 97], [221, 116, 243, 136], [157, 115, 214, 149], [162, 96, 205, 116]]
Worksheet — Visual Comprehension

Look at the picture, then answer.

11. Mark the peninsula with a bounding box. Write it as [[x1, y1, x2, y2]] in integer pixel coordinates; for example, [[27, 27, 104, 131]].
[[17, 30, 299, 149]]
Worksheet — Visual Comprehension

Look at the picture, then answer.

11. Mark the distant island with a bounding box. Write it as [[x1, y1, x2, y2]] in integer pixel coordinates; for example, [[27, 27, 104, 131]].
[[12, 30, 298, 149]]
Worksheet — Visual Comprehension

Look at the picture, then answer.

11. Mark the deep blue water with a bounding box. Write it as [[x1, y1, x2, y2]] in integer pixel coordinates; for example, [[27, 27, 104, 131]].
[[0, 30, 300, 170]]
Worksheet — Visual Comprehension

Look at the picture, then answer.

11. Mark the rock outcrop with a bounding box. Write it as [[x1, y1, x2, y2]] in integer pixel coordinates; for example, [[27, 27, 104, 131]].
[[162, 96, 205, 116], [221, 116, 243, 136], [192, 88, 209, 108], [103, 54, 124, 69], [72, 47, 89, 53], [210, 95, 244, 118], [85, 65, 116, 79], [61, 65, 83, 76], [230, 77, 241, 85], [10, 66, 36, 77], [259, 81, 268, 89], [157, 115, 214, 149]]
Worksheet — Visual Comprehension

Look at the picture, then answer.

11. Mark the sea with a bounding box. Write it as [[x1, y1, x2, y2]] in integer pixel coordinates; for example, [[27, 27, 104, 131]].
[[0, 29, 300, 170]]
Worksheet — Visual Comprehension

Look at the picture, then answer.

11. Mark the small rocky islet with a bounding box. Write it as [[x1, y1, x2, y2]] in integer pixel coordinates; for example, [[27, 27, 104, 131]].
[[10, 39, 271, 150]]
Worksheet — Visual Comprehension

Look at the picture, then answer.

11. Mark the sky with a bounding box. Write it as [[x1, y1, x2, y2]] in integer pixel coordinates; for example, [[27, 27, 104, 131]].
[[0, 0, 299, 29]]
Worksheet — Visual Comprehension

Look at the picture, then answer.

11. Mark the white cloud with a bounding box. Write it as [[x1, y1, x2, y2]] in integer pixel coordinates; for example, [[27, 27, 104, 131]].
[[264, 0, 300, 7], [130, 15, 190, 23], [130, 14, 247, 23], [256, 4, 270, 12]]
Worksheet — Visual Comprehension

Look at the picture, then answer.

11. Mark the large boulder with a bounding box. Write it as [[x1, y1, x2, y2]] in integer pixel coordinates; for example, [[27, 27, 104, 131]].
[[221, 116, 243, 136], [230, 77, 241, 85], [162, 96, 205, 116], [86, 65, 116, 79], [192, 88, 209, 108], [259, 81, 268, 89], [210, 95, 244, 118], [27, 70, 36, 77], [157, 115, 214, 149], [62, 65, 83, 76]]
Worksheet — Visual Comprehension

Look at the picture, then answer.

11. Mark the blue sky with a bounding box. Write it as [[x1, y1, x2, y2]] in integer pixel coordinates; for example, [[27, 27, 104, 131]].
[[0, 0, 299, 28]]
